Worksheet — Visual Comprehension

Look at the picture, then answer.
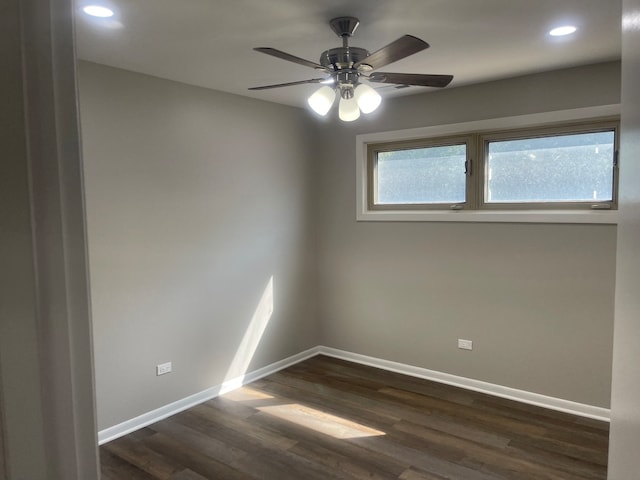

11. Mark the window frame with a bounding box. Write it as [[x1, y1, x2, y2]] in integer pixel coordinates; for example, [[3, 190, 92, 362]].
[[476, 120, 619, 211], [357, 106, 620, 224], [367, 135, 475, 211]]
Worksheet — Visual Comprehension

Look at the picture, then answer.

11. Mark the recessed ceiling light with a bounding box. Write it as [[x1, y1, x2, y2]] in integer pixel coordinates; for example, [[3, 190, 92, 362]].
[[549, 25, 577, 37], [83, 5, 114, 18]]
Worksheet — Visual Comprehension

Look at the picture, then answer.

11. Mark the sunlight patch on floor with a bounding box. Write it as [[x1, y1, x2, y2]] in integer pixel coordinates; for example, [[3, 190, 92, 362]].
[[222, 386, 275, 402], [258, 403, 386, 439]]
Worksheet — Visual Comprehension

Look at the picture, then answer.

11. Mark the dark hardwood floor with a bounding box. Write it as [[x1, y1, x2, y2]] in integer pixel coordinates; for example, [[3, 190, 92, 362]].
[[100, 355, 609, 479]]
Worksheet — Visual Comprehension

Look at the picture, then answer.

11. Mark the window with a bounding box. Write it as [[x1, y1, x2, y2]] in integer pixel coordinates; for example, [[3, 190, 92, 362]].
[[369, 137, 471, 209], [480, 124, 618, 209], [365, 119, 619, 215]]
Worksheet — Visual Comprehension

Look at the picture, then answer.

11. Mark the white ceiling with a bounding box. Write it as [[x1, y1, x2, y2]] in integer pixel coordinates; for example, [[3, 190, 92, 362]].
[[75, 0, 622, 109]]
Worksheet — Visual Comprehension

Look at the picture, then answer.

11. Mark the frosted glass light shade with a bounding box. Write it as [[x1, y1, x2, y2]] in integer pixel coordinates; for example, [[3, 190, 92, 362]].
[[83, 5, 114, 17], [338, 97, 360, 122], [355, 84, 382, 114], [307, 86, 336, 116], [549, 25, 577, 36]]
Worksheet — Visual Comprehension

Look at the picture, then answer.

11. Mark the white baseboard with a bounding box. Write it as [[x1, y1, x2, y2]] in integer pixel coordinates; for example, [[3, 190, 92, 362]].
[[97, 346, 321, 444], [98, 344, 609, 444], [316, 346, 611, 422]]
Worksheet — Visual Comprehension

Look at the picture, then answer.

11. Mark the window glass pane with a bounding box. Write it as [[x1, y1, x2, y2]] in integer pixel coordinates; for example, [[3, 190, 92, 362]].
[[376, 144, 466, 204], [486, 131, 615, 203]]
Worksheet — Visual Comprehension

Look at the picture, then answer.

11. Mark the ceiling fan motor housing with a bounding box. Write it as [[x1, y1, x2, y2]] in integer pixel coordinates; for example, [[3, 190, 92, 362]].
[[319, 47, 370, 70]]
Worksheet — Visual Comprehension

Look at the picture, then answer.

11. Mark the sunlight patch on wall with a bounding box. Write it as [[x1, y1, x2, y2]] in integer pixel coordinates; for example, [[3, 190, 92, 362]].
[[221, 277, 274, 393], [257, 403, 386, 439]]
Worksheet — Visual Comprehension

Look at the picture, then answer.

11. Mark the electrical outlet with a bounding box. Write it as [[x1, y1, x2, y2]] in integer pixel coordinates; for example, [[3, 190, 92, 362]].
[[156, 362, 172, 376], [458, 339, 473, 351]]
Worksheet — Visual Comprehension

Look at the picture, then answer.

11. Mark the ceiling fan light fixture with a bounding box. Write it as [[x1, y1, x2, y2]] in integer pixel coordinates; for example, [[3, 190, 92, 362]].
[[307, 86, 336, 116], [251, 16, 453, 122], [339, 96, 361, 122], [354, 84, 382, 114], [549, 25, 577, 36], [83, 5, 114, 17]]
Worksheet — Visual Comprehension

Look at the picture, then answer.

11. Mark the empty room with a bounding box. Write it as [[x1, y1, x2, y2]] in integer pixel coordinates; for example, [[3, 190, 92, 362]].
[[3, 1, 640, 479]]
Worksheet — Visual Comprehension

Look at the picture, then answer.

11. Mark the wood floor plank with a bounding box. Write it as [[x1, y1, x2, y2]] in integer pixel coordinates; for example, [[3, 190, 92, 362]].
[[469, 396, 609, 447], [149, 415, 248, 466], [250, 409, 407, 478], [300, 356, 477, 406], [288, 439, 401, 480], [349, 435, 500, 480], [100, 355, 608, 479], [251, 374, 402, 427], [141, 432, 252, 480], [170, 469, 210, 480], [495, 442, 607, 480], [100, 448, 160, 480], [260, 368, 516, 451], [391, 419, 590, 480], [376, 384, 609, 464], [381, 386, 608, 469], [103, 434, 184, 479], [399, 466, 452, 480], [190, 402, 299, 452]]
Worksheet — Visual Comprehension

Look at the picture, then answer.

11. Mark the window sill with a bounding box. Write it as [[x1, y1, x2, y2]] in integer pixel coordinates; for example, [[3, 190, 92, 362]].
[[356, 209, 618, 224]]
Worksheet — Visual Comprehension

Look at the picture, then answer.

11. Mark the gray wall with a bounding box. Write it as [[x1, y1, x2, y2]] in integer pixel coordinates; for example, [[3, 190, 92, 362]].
[[79, 62, 319, 430], [80, 60, 621, 432], [608, 0, 640, 476], [315, 62, 620, 408]]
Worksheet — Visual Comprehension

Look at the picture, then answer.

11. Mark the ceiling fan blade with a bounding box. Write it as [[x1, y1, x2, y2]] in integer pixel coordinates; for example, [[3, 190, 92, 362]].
[[254, 47, 330, 71], [355, 35, 429, 70], [368, 72, 453, 88], [248, 78, 327, 90]]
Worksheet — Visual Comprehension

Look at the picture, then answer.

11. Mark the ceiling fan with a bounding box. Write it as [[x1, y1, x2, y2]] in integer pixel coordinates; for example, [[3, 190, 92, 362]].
[[249, 16, 453, 121]]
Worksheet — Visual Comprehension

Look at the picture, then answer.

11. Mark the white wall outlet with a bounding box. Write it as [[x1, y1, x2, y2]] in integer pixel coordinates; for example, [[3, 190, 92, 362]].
[[458, 339, 473, 350], [156, 362, 172, 376]]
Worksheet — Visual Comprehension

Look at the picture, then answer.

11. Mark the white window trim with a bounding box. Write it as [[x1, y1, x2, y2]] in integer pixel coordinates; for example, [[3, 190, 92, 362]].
[[356, 104, 621, 224]]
